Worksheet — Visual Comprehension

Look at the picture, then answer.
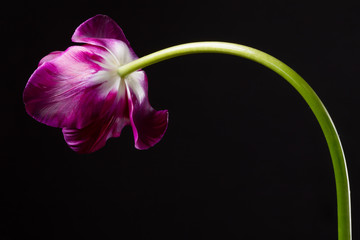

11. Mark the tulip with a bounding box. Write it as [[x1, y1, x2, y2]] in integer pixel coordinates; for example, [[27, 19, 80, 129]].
[[24, 16, 351, 240], [23, 15, 168, 153]]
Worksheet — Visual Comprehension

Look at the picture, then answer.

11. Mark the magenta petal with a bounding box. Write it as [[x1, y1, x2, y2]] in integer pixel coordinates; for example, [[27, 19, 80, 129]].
[[38, 51, 63, 67], [131, 107, 169, 150], [127, 74, 169, 149], [72, 15, 138, 59], [72, 15, 130, 47], [23, 45, 116, 129], [62, 91, 129, 153], [72, 14, 128, 42]]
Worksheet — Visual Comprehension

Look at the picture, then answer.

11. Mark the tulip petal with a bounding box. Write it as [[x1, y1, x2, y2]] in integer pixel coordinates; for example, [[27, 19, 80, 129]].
[[38, 51, 63, 67], [72, 14, 129, 44], [24, 44, 121, 129], [126, 72, 169, 149], [72, 15, 137, 59], [132, 107, 169, 150], [62, 89, 130, 153]]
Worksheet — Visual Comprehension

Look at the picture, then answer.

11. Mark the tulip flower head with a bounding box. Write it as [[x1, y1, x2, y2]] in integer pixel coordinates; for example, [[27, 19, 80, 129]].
[[23, 15, 168, 153]]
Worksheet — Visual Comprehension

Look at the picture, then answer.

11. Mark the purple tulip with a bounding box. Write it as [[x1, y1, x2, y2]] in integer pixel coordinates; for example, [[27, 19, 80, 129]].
[[23, 15, 168, 153]]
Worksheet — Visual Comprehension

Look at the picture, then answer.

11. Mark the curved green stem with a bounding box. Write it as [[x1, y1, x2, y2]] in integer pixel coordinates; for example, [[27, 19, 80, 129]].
[[118, 41, 351, 240]]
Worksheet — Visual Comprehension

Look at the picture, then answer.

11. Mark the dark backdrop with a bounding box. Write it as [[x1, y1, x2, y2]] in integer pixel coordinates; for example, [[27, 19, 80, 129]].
[[2, 1, 359, 239]]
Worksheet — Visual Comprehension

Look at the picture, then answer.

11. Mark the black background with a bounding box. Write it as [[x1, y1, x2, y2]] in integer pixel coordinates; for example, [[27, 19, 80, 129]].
[[2, 0, 360, 239]]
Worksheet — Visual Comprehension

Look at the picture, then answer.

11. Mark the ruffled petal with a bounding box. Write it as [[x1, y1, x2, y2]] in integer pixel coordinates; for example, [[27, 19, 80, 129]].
[[126, 72, 169, 149], [24, 44, 122, 129], [72, 15, 137, 59], [62, 88, 130, 153]]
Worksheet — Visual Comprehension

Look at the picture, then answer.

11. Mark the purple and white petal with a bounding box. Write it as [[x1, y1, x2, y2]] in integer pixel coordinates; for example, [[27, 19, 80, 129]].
[[126, 72, 169, 149], [72, 14, 137, 59], [62, 89, 130, 153], [72, 14, 129, 44], [24, 44, 121, 129]]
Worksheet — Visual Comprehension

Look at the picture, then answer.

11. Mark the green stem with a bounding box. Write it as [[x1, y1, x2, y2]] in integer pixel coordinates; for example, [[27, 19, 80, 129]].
[[118, 41, 351, 240]]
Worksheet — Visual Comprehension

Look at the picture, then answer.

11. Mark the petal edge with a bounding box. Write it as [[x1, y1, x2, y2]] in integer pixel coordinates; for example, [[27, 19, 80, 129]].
[[72, 14, 130, 46], [38, 51, 63, 67]]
